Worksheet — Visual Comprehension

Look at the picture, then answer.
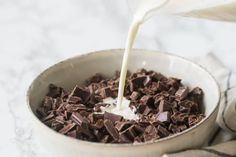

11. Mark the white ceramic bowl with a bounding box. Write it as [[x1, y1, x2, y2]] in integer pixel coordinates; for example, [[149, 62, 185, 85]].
[[27, 49, 220, 157]]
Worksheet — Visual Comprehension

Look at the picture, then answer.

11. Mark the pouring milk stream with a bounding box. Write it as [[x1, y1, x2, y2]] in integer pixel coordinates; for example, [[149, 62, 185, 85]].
[[102, 0, 236, 119]]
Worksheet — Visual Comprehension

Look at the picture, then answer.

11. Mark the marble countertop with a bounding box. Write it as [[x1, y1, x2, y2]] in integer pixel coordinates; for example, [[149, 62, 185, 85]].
[[1, 0, 236, 156]]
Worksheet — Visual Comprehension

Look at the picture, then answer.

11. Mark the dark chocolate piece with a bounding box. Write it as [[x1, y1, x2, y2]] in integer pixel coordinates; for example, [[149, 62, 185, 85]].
[[175, 87, 189, 100], [71, 86, 90, 102], [100, 87, 114, 99], [71, 112, 89, 129], [59, 123, 75, 134], [104, 111, 123, 124], [104, 119, 119, 141], [130, 91, 140, 101], [156, 112, 170, 123]]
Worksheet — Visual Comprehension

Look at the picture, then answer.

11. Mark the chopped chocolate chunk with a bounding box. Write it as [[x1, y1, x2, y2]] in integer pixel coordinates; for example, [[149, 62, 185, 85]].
[[143, 106, 152, 115], [67, 96, 82, 104], [156, 112, 170, 123], [130, 91, 140, 101], [189, 87, 204, 104], [51, 121, 64, 131], [71, 86, 90, 102], [143, 125, 159, 142], [158, 100, 172, 112], [140, 95, 154, 108], [166, 78, 181, 89], [137, 104, 146, 113], [175, 87, 189, 100], [93, 103, 109, 112], [115, 121, 133, 132], [104, 119, 119, 141], [59, 123, 76, 134], [188, 114, 204, 127], [157, 125, 170, 137], [55, 116, 65, 124], [41, 112, 55, 122], [179, 100, 199, 113], [67, 130, 77, 138], [120, 125, 137, 141], [143, 76, 152, 86], [95, 119, 104, 129], [99, 87, 114, 98], [38, 69, 205, 144], [130, 76, 146, 91], [104, 111, 123, 124], [65, 104, 87, 112], [119, 133, 132, 143], [71, 112, 89, 129], [101, 135, 110, 143]]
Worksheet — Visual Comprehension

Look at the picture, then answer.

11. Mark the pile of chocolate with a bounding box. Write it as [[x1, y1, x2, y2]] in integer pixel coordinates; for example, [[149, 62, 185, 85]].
[[36, 69, 205, 144]]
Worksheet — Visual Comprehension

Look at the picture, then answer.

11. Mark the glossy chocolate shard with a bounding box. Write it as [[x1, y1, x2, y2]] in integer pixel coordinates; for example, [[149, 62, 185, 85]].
[[94, 119, 104, 129], [158, 100, 172, 113], [59, 123, 76, 134], [71, 112, 89, 129], [156, 111, 170, 123], [143, 76, 152, 86], [67, 130, 77, 138], [130, 76, 146, 88], [130, 91, 140, 101], [143, 125, 159, 142], [93, 102, 109, 112], [104, 119, 119, 141], [104, 111, 123, 124], [99, 87, 114, 99], [119, 125, 138, 141], [157, 125, 170, 137], [189, 87, 203, 104], [71, 86, 90, 102], [51, 121, 64, 131], [119, 133, 132, 143], [142, 106, 152, 115], [179, 100, 199, 113], [55, 116, 65, 124], [115, 121, 133, 132], [175, 86, 189, 100], [41, 112, 55, 122], [140, 95, 154, 108], [166, 78, 181, 89], [101, 135, 110, 143], [67, 96, 82, 104], [188, 114, 204, 127], [65, 104, 87, 112]]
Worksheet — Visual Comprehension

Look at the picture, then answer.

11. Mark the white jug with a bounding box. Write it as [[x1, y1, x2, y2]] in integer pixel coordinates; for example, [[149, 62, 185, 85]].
[[128, 0, 236, 22]]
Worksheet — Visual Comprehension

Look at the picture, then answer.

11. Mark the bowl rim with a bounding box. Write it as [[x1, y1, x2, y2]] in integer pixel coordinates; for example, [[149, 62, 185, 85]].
[[26, 48, 221, 147]]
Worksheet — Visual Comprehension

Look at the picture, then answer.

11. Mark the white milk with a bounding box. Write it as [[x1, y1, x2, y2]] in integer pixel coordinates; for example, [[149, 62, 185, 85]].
[[106, 0, 236, 118], [101, 97, 138, 120], [116, 0, 169, 115]]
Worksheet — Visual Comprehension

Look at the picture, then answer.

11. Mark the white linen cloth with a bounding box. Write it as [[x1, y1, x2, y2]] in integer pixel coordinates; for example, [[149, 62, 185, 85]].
[[164, 53, 236, 157]]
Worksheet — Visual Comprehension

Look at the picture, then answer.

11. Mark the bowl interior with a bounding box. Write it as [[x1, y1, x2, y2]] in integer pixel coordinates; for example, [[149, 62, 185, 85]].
[[28, 49, 219, 125]]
